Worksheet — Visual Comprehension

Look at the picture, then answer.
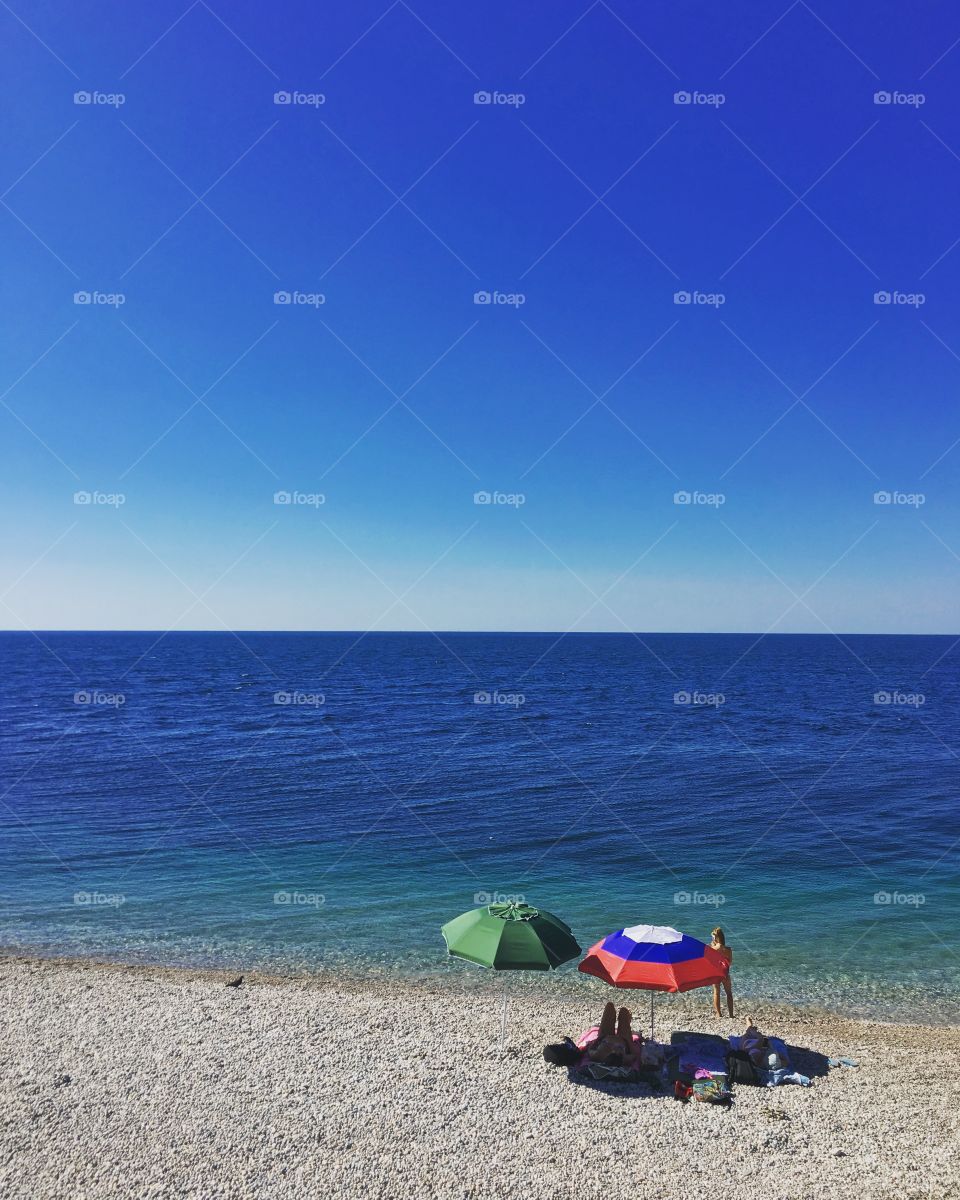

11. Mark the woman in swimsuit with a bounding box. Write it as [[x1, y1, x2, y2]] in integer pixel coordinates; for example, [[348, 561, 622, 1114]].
[[710, 926, 734, 1018], [586, 1001, 641, 1066]]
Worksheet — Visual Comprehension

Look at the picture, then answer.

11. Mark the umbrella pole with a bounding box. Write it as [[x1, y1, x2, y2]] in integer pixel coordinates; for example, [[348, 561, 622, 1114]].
[[499, 982, 508, 1052], [650, 990, 655, 1041]]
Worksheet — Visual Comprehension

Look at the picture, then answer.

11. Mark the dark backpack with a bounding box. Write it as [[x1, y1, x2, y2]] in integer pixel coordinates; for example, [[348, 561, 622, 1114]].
[[725, 1049, 760, 1085]]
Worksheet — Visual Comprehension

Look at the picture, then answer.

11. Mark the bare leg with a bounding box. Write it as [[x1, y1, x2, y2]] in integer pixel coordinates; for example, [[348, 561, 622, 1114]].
[[616, 1007, 633, 1042], [712, 982, 722, 1017], [724, 978, 734, 1018], [598, 1001, 616, 1039]]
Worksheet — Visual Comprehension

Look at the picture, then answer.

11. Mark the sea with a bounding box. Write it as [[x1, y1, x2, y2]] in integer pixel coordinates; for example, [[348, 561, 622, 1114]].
[[1, 631, 958, 1022]]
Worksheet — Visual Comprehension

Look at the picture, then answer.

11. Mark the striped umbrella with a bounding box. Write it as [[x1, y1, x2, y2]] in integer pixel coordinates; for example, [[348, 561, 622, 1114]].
[[579, 924, 729, 1038]]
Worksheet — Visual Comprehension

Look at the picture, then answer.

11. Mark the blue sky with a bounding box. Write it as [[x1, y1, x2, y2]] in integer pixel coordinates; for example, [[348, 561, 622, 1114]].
[[2, 0, 960, 631]]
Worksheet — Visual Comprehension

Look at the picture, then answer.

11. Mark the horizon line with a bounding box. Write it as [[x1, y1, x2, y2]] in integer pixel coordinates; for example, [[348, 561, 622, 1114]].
[[2, 629, 958, 638]]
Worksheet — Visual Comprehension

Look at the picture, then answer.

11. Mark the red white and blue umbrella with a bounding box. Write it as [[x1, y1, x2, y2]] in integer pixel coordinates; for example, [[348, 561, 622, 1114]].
[[579, 924, 729, 1037]]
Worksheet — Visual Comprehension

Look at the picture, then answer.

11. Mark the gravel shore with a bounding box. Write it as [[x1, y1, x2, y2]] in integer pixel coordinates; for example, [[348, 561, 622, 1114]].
[[2, 955, 958, 1199]]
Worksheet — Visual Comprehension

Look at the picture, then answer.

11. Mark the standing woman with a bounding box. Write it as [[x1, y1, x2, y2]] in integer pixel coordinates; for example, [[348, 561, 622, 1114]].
[[710, 927, 734, 1018]]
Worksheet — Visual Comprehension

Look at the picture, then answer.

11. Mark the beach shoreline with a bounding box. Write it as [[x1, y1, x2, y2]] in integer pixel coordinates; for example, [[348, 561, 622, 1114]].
[[2, 955, 958, 1199]]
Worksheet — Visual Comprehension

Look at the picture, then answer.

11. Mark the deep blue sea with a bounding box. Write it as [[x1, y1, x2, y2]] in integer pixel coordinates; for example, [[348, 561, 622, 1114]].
[[1, 632, 958, 1021]]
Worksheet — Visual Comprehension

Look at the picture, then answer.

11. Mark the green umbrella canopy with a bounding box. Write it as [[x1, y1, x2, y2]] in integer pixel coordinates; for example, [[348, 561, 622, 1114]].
[[441, 902, 581, 971]]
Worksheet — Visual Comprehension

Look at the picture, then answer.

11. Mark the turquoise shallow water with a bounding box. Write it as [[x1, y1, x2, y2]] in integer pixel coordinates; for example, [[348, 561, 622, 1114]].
[[1, 632, 958, 1022]]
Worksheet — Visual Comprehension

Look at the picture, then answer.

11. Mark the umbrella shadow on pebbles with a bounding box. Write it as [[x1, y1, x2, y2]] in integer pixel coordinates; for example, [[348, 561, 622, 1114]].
[[564, 1070, 668, 1100]]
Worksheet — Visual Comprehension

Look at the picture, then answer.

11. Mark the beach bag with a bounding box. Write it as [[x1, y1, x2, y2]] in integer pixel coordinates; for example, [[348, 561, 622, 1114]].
[[726, 1049, 760, 1086], [692, 1074, 733, 1106]]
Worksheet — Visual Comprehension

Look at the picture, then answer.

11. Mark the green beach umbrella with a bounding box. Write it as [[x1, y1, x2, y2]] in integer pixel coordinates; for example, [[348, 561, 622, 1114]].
[[441, 901, 581, 1049]]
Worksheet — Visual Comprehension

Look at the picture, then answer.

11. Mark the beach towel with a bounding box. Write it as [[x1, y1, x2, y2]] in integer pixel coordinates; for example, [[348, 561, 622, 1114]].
[[756, 1066, 811, 1087], [578, 1061, 662, 1088], [668, 1032, 730, 1083]]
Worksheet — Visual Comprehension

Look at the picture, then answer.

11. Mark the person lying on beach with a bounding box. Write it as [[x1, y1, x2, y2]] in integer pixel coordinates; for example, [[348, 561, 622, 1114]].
[[739, 1019, 811, 1086], [741, 1018, 786, 1069], [585, 1001, 642, 1067], [710, 927, 734, 1018]]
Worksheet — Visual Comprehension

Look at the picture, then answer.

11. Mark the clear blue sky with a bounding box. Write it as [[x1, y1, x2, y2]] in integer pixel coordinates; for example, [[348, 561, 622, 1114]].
[[2, 0, 959, 632]]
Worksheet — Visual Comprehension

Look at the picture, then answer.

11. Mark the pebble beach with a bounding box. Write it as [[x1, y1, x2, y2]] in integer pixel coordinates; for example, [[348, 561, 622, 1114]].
[[2, 956, 958, 1200]]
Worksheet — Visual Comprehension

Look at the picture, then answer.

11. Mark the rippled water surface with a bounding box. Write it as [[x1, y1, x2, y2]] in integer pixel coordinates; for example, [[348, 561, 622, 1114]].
[[1, 632, 958, 1022]]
